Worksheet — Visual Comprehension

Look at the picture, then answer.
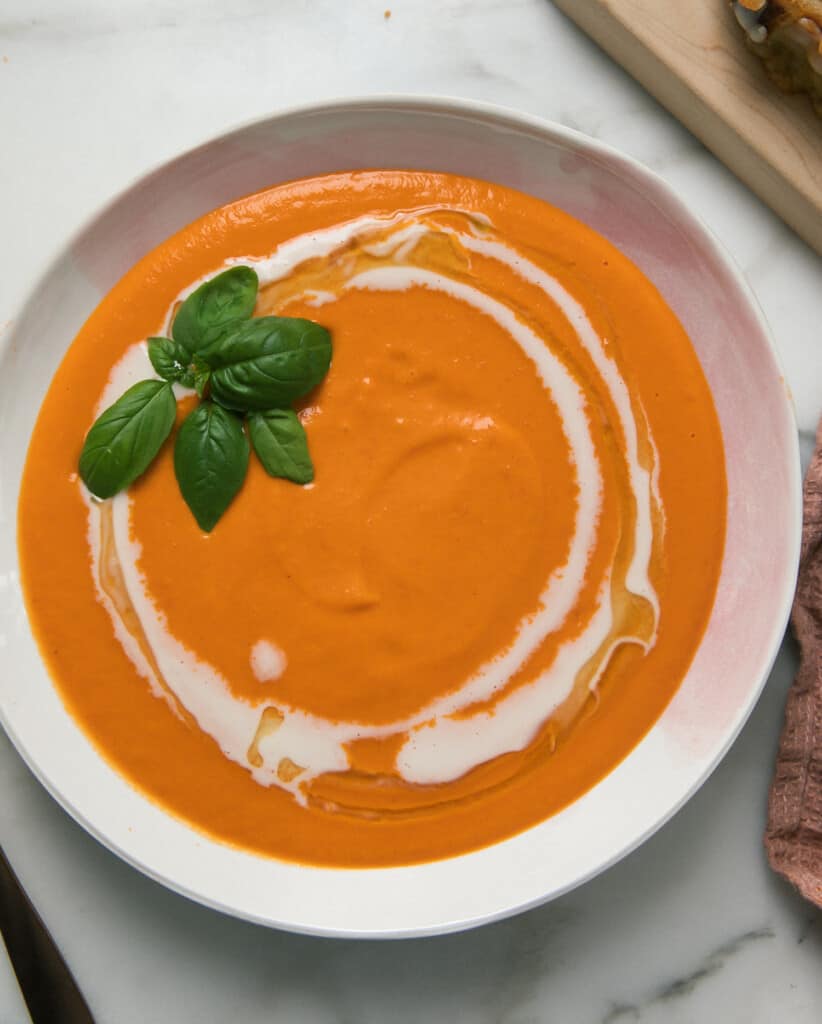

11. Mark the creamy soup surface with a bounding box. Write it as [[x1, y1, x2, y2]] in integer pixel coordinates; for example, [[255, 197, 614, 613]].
[[18, 171, 726, 866]]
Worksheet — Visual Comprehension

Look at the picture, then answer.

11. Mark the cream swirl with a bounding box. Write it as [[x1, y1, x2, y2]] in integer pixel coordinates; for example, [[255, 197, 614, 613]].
[[84, 208, 662, 805]]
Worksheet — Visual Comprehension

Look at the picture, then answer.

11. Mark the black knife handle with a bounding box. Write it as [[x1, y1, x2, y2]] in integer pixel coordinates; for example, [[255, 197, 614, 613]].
[[0, 843, 95, 1023]]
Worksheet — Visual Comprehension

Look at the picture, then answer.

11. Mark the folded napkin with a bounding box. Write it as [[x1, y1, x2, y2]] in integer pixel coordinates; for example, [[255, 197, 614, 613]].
[[765, 418, 822, 907]]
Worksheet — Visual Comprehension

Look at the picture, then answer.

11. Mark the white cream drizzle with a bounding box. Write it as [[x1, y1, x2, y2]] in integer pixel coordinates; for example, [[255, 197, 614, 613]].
[[83, 208, 662, 802]]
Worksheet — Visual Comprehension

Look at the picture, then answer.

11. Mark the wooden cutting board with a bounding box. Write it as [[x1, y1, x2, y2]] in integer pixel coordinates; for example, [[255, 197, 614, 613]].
[[552, 0, 822, 254]]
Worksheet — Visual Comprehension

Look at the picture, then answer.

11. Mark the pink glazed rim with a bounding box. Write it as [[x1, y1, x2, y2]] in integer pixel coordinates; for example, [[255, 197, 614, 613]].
[[0, 96, 802, 937]]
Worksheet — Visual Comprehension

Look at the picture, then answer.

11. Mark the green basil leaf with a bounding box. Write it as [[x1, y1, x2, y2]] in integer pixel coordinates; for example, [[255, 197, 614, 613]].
[[208, 317, 332, 411], [174, 401, 249, 531], [248, 408, 314, 485], [79, 380, 176, 499], [172, 266, 258, 356], [148, 336, 193, 385]]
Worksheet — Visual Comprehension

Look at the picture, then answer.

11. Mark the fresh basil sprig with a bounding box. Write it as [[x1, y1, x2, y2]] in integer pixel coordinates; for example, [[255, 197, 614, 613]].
[[78, 265, 332, 530]]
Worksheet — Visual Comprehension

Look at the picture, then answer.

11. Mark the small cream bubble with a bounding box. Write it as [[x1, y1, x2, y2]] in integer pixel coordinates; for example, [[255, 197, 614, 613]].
[[250, 640, 287, 683]]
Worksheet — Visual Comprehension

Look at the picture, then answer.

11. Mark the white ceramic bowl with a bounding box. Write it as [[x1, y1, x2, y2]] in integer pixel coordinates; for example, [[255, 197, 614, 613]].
[[0, 97, 801, 938]]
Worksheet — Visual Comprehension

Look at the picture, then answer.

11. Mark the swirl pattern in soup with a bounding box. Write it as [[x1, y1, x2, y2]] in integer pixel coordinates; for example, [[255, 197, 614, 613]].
[[18, 172, 726, 866]]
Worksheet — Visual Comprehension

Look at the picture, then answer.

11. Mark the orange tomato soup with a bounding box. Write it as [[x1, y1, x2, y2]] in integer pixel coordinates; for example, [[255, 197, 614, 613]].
[[18, 172, 726, 866]]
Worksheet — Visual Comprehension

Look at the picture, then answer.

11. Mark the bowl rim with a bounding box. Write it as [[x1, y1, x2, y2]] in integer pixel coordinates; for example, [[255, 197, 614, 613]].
[[0, 94, 802, 939]]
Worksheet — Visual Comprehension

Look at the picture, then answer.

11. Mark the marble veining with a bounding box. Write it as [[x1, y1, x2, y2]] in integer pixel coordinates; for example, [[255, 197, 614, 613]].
[[1, 1, 821, 1022], [602, 928, 774, 1022]]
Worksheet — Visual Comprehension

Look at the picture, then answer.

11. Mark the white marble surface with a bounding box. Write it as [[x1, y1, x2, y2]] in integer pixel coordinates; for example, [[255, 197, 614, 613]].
[[1, 1, 821, 1020]]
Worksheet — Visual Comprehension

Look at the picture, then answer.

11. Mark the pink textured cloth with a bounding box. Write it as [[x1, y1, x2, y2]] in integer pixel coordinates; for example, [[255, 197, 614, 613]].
[[765, 419, 822, 907]]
